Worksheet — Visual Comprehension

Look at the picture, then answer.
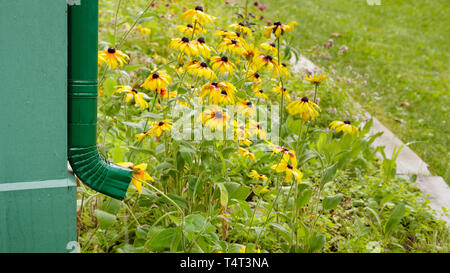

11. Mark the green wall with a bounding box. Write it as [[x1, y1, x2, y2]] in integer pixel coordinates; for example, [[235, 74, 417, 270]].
[[0, 0, 77, 252]]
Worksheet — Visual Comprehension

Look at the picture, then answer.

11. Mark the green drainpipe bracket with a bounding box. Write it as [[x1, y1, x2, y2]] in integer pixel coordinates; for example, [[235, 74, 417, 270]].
[[68, 0, 132, 200]]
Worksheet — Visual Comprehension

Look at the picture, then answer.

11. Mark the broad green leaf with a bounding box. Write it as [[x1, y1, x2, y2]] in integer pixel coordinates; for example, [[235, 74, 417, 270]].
[[161, 194, 188, 210], [322, 193, 344, 211], [94, 209, 116, 229], [145, 228, 179, 251], [103, 78, 117, 97], [309, 231, 326, 252], [384, 203, 406, 235], [111, 144, 124, 163], [101, 197, 122, 215], [320, 163, 338, 189], [217, 183, 229, 208], [296, 188, 313, 208]]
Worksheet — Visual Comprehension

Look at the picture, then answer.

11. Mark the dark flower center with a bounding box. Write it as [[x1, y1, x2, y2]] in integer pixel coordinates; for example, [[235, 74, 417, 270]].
[[235, 32, 241, 37], [274, 21, 282, 26], [270, 43, 276, 47], [246, 101, 252, 106], [195, 6, 204, 11], [158, 121, 165, 126], [282, 63, 287, 67], [287, 164, 293, 169], [200, 62, 208, 68], [187, 24, 193, 28], [152, 73, 160, 79], [107, 47, 116, 54], [265, 55, 273, 61], [215, 111, 223, 118], [254, 73, 260, 78], [344, 120, 351, 125], [197, 37, 205, 43], [239, 22, 245, 26], [221, 90, 228, 95], [231, 40, 238, 44], [212, 82, 218, 87], [301, 96, 309, 102], [221, 56, 229, 62], [259, 89, 264, 93], [181, 37, 190, 43], [131, 88, 138, 94]]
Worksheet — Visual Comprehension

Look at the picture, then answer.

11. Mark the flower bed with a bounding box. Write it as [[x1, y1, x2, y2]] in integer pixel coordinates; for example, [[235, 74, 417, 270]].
[[76, 0, 450, 253]]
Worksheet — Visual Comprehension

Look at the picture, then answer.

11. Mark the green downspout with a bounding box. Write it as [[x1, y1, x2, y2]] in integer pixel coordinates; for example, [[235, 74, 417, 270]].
[[68, 0, 132, 200]]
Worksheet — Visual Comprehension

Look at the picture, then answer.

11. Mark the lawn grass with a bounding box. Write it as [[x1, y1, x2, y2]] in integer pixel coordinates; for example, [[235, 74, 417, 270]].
[[263, 0, 449, 183]]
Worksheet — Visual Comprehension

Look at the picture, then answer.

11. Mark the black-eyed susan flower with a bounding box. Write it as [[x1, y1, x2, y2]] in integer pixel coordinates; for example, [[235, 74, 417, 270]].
[[329, 120, 359, 136], [186, 61, 217, 80], [135, 131, 152, 141], [271, 159, 303, 183], [200, 82, 221, 102], [169, 37, 198, 56], [176, 23, 204, 36], [180, 6, 215, 25], [116, 85, 148, 109], [255, 89, 268, 100], [238, 99, 256, 116], [229, 22, 252, 35], [218, 39, 246, 55], [210, 56, 234, 75], [247, 70, 262, 83], [212, 88, 236, 105], [273, 84, 291, 102], [238, 147, 256, 161], [148, 120, 172, 137], [249, 120, 267, 139], [264, 21, 298, 38], [98, 47, 129, 69], [305, 73, 327, 85], [117, 162, 154, 195], [267, 142, 297, 167], [243, 44, 261, 62], [273, 62, 291, 78], [192, 37, 215, 57], [198, 106, 228, 131], [141, 70, 172, 91], [158, 88, 177, 99], [252, 54, 278, 72], [260, 42, 278, 56], [286, 96, 320, 121], [214, 30, 241, 41], [248, 170, 268, 182]]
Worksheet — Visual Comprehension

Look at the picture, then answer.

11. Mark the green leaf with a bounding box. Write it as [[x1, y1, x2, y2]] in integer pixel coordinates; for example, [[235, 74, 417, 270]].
[[384, 203, 406, 235], [308, 231, 326, 252], [160, 194, 188, 210], [145, 227, 179, 251], [217, 183, 229, 208], [322, 193, 344, 211], [296, 188, 313, 208], [101, 197, 122, 215], [103, 78, 117, 97], [94, 209, 116, 229], [111, 144, 124, 163], [321, 163, 338, 189]]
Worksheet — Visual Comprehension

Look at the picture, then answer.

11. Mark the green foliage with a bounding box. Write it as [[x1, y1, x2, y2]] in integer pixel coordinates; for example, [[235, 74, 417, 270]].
[[76, 0, 450, 253]]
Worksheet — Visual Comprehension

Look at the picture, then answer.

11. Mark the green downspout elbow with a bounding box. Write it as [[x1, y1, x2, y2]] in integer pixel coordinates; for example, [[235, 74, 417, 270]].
[[68, 0, 132, 200]]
